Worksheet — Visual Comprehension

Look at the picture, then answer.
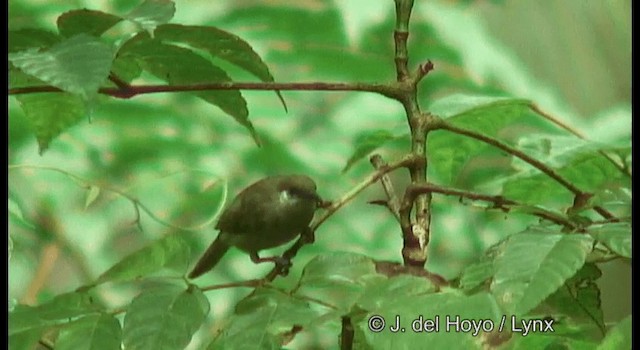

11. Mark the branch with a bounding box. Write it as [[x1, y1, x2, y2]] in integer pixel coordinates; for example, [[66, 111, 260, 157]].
[[404, 182, 580, 230], [438, 122, 618, 220], [9, 81, 404, 100], [530, 103, 630, 177]]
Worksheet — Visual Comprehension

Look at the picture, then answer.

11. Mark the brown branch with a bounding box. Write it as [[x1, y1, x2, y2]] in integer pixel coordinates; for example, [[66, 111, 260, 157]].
[[404, 183, 579, 230], [9, 81, 402, 100], [438, 122, 617, 220], [340, 316, 355, 350], [530, 103, 630, 177], [200, 278, 264, 292]]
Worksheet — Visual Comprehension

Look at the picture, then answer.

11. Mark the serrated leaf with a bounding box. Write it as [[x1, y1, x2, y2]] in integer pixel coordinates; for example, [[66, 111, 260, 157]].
[[597, 315, 631, 350], [125, 0, 175, 34], [357, 274, 436, 311], [539, 263, 605, 339], [9, 34, 114, 98], [360, 291, 501, 349], [588, 223, 631, 258], [15, 92, 87, 154], [491, 229, 594, 315], [9, 29, 60, 52], [154, 24, 286, 110], [9, 291, 102, 335], [94, 234, 191, 285], [57, 9, 123, 38], [56, 314, 122, 350], [342, 130, 405, 173], [123, 285, 209, 350], [118, 35, 258, 144], [84, 185, 101, 209], [295, 252, 378, 311], [213, 287, 320, 349], [459, 257, 494, 291]]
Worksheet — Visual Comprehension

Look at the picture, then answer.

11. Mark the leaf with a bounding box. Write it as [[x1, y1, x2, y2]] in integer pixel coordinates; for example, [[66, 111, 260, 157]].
[[212, 287, 322, 349], [15, 92, 87, 154], [359, 291, 502, 349], [539, 263, 605, 340], [587, 222, 631, 258], [459, 257, 494, 292], [9, 34, 115, 98], [9, 29, 60, 52], [57, 9, 123, 38], [154, 24, 286, 110], [356, 274, 436, 311], [491, 228, 594, 315], [597, 315, 631, 350], [118, 34, 258, 144], [9, 197, 35, 229], [55, 314, 122, 350], [342, 130, 406, 173], [429, 94, 530, 119], [9, 291, 102, 335], [123, 285, 209, 350], [94, 234, 191, 285], [125, 0, 175, 34], [295, 252, 379, 312], [84, 185, 101, 209]]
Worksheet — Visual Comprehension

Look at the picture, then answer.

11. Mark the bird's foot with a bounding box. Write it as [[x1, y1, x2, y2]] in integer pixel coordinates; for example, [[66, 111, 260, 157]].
[[250, 254, 292, 276]]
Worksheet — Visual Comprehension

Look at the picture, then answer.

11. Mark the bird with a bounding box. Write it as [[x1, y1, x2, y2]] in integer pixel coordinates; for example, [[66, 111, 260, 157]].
[[188, 174, 321, 279]]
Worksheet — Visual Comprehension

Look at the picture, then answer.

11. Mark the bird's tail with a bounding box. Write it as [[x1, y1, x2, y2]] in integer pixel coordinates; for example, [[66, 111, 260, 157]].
[[188, 237, 229, 279]]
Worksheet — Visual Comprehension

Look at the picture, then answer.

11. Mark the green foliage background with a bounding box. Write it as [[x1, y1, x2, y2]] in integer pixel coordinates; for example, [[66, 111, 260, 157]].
[[9, 1, 630, 349]]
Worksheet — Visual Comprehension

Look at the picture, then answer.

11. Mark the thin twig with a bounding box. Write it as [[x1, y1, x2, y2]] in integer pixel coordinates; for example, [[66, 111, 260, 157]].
[[369, 154, 401, 222]]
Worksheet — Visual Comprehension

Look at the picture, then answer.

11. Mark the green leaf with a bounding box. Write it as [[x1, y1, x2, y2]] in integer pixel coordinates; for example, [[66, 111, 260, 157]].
[[491, 228, 594, 315], [94, 234, 191, 285], [84, 185, 101, 209], [125, 0, 175, 34], [15, 92, 87, 154], [123, 285, 209, 350], [356, 274, 436, 311], [57, 9, 123, 37], [212, 286, 324, 349], [154, 24, 286, 110], [295, 252, 379, 312], [9, 29, 60, 52], [9, 197, 35, 229], [342, 130, 405, 173], [359, 291, 501, 349], [9, 34, 115, 98], [118, 34, 258, 144], [429, 94, 530, 119], [9, 291, 102, 335], [588, 222, 631, 258], [459, 257, 494, 291], [538, 264, 605, 340], [55, 314, 122, 350], [597, 315, 631, 350]]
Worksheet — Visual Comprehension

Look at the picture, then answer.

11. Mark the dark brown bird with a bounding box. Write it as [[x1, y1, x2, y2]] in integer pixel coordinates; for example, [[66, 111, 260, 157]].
[[188, 175, 320, 279]]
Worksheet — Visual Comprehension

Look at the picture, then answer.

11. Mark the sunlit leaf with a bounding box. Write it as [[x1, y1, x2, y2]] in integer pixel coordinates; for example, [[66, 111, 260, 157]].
[[9, 34, 114, 98], [94, 234, 191, 285], [491, 228, 594, 315]]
